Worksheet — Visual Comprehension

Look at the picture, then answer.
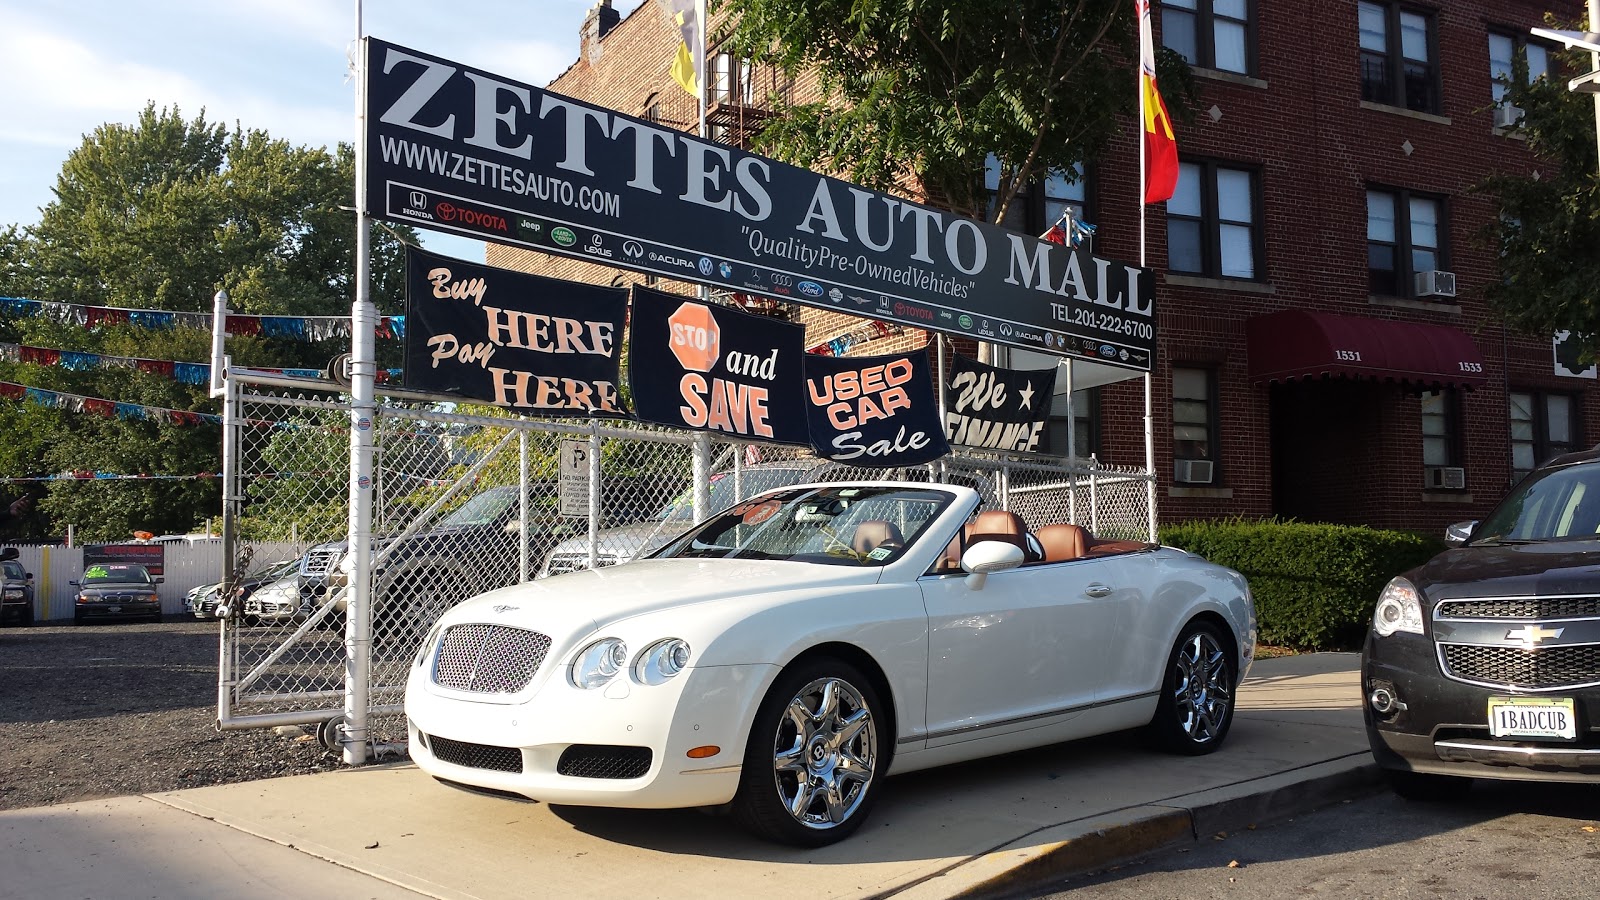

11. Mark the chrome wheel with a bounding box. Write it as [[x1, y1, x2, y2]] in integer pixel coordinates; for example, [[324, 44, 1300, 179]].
[[770, 676, 878, 830], [1170, 629, 1231, 744]]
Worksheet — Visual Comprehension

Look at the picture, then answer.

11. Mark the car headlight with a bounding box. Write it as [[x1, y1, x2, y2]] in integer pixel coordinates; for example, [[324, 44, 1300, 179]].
[[414, 623, 444, 669], [3, 587, 23, 599], [1373, 577, 1425, 637], [571, 638, 628, 689], [634, 639, 691, 686]]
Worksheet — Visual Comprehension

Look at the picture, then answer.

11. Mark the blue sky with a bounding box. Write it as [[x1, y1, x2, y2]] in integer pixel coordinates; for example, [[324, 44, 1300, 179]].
[[0, 0, 647, 263]]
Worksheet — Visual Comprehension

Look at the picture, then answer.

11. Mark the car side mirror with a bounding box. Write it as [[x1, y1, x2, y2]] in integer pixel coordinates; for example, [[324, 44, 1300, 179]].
[[68, 579, 79, 586], [154, 576, 165, 584], [1444, 520, 1477, 546], [25, 572, 32, 580], [961, 540, 1025, 590]]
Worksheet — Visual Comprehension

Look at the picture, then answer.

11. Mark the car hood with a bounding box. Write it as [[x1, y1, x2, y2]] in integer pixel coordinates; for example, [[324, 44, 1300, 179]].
[[449, 557, 881, 636], [1412, 541, 1600, 601], [78, 582, 157, 594], [545, 520, 689, 559]]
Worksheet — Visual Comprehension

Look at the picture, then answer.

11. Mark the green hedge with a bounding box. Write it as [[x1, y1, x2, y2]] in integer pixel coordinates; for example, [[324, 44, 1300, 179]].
[[1157, 519, 1444, 651]]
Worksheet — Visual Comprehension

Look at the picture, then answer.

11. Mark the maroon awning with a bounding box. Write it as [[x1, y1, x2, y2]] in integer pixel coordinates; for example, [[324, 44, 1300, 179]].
[[1247, 310, 1488, 389]]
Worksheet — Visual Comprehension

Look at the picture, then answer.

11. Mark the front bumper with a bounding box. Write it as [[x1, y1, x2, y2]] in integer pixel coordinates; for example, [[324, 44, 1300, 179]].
[[406, 657, 776, 809], [75, 602, 161, 621], [0, 599, 31, 623], [1364, 631, 1600, 784]]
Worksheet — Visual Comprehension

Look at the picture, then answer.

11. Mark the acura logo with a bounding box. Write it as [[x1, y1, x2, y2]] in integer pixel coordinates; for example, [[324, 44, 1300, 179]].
[[1506, 624, 1564, 646]]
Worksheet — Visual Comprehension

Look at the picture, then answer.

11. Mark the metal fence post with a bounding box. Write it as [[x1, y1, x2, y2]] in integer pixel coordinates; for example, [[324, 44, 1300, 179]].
[[343, 18, 374, 766], [588, 427, 602, 570], [217, 374, 241, 726], [518, 430, 530, 583], [692, 431, 712, 521]]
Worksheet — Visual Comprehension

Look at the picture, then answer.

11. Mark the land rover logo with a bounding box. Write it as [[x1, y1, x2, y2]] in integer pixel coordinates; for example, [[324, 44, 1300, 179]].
[[959, 315, 974, 329], [551, 227, 577, 247]]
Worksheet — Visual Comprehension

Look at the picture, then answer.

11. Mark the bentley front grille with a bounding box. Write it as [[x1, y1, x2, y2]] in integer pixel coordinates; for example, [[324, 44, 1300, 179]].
[[556, 745, 653, 779], [1438, 596, 1600, 620], [427, 734, 523, 773], [1441, 643, 1600, 690], [432, 623, 552, 694]]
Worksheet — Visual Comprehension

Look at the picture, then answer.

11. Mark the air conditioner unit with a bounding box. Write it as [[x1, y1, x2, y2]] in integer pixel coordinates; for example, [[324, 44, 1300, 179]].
[[1415, 270, 1458, 298], [1174, 459, 1215, 484], [1425, 466, 1466, 490], [1493, 104, 1524, 129]]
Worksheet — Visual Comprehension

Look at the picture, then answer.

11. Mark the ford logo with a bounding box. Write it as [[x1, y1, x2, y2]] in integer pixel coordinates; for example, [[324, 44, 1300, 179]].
[[1098, 344, 1117, 358], [798, 281, 824, 297]]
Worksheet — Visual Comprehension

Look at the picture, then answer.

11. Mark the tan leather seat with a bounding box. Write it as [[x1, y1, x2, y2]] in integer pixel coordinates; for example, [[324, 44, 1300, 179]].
[[964, 510, 1041, 561], [1036, 523, 1091, 563], [850, 519, 905, 555]]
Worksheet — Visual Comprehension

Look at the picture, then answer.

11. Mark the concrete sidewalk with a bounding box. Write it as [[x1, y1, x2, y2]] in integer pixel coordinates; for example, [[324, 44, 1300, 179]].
[[0, 653, 1376, 900]]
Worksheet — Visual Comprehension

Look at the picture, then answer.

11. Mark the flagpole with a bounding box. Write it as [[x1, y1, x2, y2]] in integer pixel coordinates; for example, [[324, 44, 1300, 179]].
[[1137, 0, 1157, 543], [691, 0, 712, 522]]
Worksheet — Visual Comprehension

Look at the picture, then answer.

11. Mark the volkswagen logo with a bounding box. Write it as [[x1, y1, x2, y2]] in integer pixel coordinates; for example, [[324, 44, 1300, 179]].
[[698, 257, 714, 276]]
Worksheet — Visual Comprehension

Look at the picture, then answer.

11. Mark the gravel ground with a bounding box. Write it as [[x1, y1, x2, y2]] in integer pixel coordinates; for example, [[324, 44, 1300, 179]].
[[0, 619, 343, 811]]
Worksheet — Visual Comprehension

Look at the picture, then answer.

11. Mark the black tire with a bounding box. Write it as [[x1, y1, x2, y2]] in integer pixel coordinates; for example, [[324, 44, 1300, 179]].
[[1388, 769, 1472, 802], [1148, 619, 1237, 755], [73, 612, 85, 626], [21, 604, 33, 627], [731, 658, 887, 847]]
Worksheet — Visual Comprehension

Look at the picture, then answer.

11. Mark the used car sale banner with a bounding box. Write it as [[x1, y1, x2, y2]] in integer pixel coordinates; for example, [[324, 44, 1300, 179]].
[[944, 354, 1058, 452], [362, 38, 1155, 371], [402, 246, 627, 416], [803, 349, 951, 467], [628, 286, 809, 445]]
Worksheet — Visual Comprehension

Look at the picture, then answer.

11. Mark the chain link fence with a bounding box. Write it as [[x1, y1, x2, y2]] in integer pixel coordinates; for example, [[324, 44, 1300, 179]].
[[218, 376, 1153, 748]]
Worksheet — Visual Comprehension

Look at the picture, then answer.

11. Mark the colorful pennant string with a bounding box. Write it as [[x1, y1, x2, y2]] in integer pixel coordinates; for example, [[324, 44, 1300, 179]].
[[0, 297, 405, 342], [0, 380, 221, 426], [0, 341, 402, 385], [807, 320, 902, 357]]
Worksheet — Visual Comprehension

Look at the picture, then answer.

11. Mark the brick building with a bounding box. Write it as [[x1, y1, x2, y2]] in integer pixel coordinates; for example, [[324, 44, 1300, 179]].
[[488, 0, 1593, 532]]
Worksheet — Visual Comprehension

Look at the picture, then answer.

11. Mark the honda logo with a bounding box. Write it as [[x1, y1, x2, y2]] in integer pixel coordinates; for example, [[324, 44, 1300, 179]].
[[408, 191, 427, 210]]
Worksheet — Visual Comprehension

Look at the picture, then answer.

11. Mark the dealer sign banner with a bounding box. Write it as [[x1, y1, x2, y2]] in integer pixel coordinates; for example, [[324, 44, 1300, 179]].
[[945, 354, 1058, 453], [804, 349, 951, 467], [362, 38, 1155, 371], [628, 286, 809, 444], [402, 245, 627, 415]]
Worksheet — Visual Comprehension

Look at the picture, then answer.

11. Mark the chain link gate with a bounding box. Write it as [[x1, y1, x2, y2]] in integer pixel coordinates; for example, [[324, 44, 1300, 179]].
[[217, 371, 1153, 756]]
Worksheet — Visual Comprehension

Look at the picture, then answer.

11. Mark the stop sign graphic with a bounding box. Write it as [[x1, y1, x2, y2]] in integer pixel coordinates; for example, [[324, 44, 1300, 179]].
[[668, 301, 721, 372]]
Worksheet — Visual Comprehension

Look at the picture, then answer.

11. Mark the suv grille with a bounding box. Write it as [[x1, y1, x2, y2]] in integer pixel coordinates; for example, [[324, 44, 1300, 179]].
[[1441, 644, 1600, 690], [302, 547, 340, 577], [433, 623, 552, 694], [1438, 596, 1600, 619], [556, 745, 652, 779], [427, 735, 523, 773]]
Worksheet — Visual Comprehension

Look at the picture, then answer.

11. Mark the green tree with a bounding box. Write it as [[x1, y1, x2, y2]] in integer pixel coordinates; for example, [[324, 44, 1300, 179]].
[[1480, 29, 1600, 353], [0, 105, 413, 540], [717, 0, 1193, 224]]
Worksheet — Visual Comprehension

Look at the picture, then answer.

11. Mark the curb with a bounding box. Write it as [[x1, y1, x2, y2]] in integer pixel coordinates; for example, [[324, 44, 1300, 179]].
[[889, 756, 1383, 900]]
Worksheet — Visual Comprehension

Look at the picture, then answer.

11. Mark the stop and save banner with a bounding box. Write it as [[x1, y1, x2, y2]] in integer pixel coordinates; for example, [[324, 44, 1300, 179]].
[[945, 355, 1058, 452], [402, 245, 627, 416], [628, 286, 809, 444], [803, 349, 951, 467], [362, 37, 1155, 371]]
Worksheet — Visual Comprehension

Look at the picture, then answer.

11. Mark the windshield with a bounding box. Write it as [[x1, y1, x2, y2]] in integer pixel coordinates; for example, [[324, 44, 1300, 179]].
[[440, 489, 516, 527], [82, 564, 152, 584], [1, 561, 23, 579], [653, 485, 953, 566], [656, 468, 814, 521], [1475, 461, 1600, 543]]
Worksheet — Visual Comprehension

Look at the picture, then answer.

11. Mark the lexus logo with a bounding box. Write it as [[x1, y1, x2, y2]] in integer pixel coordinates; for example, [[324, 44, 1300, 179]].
[[1506, 624, 1564, 646]]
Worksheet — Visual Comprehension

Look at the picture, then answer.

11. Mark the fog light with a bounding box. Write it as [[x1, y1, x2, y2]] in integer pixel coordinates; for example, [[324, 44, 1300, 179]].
[[1369, 687, 1406, 714]]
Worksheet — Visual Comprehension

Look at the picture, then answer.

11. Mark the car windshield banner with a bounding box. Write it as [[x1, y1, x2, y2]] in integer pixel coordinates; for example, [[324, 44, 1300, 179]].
[[402, 245, 627, 416], [944, 354, 1058, 453], [803, 348, 951, 467], [628, 286, 809, 444], [362, 37, 1155, 371]]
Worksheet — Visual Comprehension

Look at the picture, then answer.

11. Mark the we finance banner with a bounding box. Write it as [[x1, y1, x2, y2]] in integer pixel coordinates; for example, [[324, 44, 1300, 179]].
[[804, 349, 950, 467], [402, 246, 627, 416], [362, 37, 1155, 370], [628, 286, 809, 444], [944, 355, 1058, 453]]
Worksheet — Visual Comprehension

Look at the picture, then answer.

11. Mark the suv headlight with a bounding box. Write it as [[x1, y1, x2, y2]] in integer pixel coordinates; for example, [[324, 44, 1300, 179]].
[[1373, 577, 1425, 637], [3, 587, 23, 599], [634, 639, 691, 686], [571, 638, 628, 689]]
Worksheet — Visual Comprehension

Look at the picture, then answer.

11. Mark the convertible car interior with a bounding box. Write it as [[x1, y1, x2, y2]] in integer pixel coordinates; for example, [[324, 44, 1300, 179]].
[[930, 509, 1155, 573]]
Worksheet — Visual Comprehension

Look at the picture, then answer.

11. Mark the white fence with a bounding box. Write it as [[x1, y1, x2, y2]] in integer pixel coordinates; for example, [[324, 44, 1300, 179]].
[[9, 541, 299, 620]]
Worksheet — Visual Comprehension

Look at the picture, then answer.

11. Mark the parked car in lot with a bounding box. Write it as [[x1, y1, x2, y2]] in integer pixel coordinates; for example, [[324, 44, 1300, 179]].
[[192, 558, 300, 620], [1365, 446, 1600, 798], [71, 563, 163, 625], [243, 573, 309, 625], [0, 551, 35, 627], [407, 481, 1255, 846]]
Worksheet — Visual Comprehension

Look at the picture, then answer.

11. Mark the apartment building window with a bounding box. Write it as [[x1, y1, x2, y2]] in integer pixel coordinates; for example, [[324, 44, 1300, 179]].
[[1358, 2, 1439, 114], [1172, 367, 1217, 483], [1367, 188, 1444, 298], [1511, 391, 1577, 482], [1045, 389, 1100, 459], [985, 156, 1088, 234], [1162, 0, 1253, 75], [1167, 160, 1259, 279], [1488, 32, 1552, 105], [709, 52, 755, 106], [1420, 391, 1462, 488]]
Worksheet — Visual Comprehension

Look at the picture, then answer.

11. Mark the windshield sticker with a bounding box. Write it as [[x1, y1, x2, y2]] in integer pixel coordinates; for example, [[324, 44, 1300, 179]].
[[83, 565, 110, 579], [741, 500, 781, 526], [867, 546, 895, 560]]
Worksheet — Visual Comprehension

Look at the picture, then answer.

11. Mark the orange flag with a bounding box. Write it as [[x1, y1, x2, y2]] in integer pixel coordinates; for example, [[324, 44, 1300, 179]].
[[1137, 0, 1179, 204]]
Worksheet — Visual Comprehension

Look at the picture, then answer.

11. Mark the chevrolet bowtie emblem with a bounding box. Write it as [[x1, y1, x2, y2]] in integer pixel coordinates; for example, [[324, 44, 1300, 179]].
[[1506, 624, 1564, 646]]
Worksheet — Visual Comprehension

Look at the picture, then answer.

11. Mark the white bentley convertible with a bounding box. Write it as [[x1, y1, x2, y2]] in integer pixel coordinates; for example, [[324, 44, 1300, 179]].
[[405, 482, 1256, 846]]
